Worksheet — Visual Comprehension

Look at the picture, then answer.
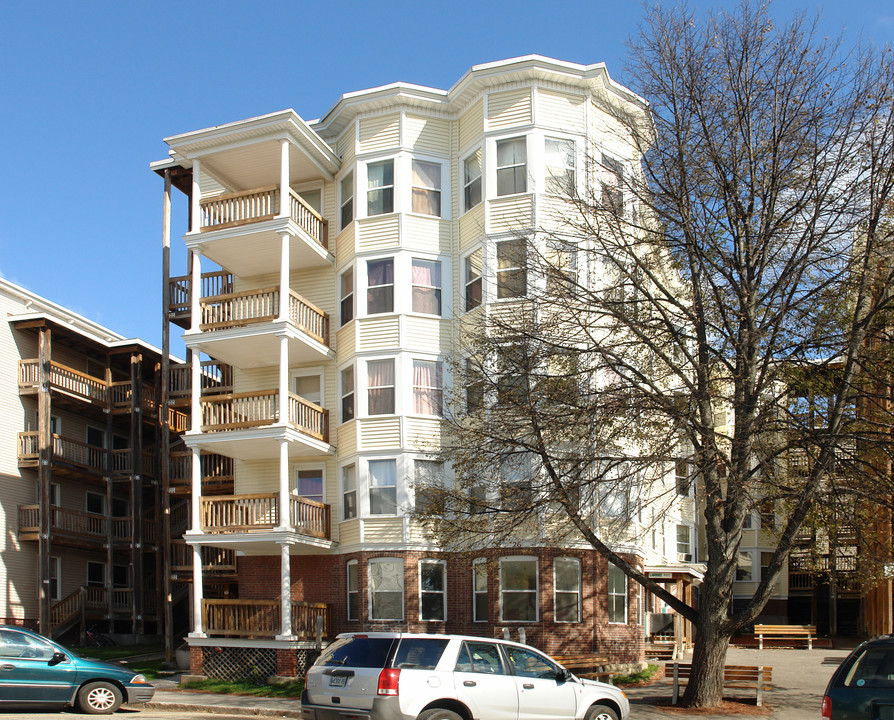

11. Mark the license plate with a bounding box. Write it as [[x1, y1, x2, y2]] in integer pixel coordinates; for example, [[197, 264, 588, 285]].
[[329, 675, 347, 687]]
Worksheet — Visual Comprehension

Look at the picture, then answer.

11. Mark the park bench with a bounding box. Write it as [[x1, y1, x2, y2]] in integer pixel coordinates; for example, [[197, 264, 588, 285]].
[[551, 653, 613, 683], [668, 662, 772, 706], [753, 623, 816, 650]]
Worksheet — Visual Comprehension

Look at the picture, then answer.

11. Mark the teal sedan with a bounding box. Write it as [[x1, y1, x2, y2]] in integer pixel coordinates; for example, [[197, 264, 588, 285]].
[[0, 625, 155, 713], [823, 636, 894, 719]]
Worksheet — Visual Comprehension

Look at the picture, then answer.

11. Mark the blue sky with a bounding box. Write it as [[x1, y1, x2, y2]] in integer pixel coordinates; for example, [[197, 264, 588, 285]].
[[1, 0, 891, 353]]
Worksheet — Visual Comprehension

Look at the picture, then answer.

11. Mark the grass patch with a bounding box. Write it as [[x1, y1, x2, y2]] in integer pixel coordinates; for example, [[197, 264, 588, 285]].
[[179, 678, 305, 698], [70, 643, 164, 662], [613, 663, 661, 686]]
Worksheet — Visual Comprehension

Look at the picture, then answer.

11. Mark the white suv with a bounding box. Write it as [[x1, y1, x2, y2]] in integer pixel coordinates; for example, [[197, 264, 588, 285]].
[[301, 632, 629, 720]]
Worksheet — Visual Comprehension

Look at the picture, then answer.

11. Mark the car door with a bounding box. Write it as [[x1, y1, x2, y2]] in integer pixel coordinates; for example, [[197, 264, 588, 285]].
[[0, 629, 77, 703], [454, 640, 519, 720], [502, 645, 578, 720]]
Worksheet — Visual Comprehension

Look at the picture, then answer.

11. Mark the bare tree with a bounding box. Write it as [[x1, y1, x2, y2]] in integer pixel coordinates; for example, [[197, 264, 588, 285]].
[[414, 2, 894, 708]]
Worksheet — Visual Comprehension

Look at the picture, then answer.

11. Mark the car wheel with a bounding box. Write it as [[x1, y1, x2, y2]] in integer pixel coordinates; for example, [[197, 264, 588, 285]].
[[585, 705, 619, 720], [77, 681, 123, 714], [417, 708, 465, 720]]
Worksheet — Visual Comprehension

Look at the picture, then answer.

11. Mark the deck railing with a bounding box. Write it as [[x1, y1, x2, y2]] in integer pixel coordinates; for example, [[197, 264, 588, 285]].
[[290, 496, 331, 540], [289, 393, 329, 441], [202, 598, 330, 639], [288, 189, 329, 249], [168, 271, 234, 317], [200, 493, 330, 539], [169, 451, 235, 491], [18, 505, 133, 541], [168, 360, 234, 401], [200, 287, 278, 330], [201, 186, 279, 232], [289, 290, 330, 346], [18, 432, 106, 473], [19, 360, 106, 405], [171, 542, 237, 573], [201, 391, 278, 431]]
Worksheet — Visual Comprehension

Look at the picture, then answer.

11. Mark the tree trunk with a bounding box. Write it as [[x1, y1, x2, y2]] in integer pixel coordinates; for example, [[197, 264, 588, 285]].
[[681, 616, 731, 707]]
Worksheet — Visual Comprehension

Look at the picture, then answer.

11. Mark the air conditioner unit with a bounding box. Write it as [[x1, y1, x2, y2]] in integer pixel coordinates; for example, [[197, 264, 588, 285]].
[[678, 553, 693, 563]]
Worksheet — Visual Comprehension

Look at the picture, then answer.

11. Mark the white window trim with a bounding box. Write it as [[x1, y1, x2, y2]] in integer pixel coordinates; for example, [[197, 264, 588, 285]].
[[410, 257, 443, 317], [364, 157, 397, 218], [409, 158, 446, 219], [368, 557, 404, 621], [341, 463, 357, 522], [492, 237, 528, 301], [340, 266, 354, 327], [346, 559, 359, 620], [736, 550, 755, 582], [492, 136, 529, 198], [340, 171, 354, 231], [339, 363, 355, 425], [366, 456, 400, 517], [499, 555, 538, 623], [364, 256, 396, 317], [364, 356, 399, 417], [473, 558, 487, 623], [462, 247, 483, 313], [554, 557, 581, 624], [608, 564, 628, 624], [543, 136, 577, 196], [418, 559, 447, 622], [410, 358, 444, 418], [462, 148, 483, 214], [291, 463, 326, 504], [49, 555, 61, 601]]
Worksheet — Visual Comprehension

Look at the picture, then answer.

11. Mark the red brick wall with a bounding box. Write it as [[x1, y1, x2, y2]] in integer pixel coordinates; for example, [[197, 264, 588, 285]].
[[189, 646, 203, 676]]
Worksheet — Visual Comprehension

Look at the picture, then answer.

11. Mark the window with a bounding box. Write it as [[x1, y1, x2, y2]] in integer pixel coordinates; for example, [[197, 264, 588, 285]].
[[760, 551, 773, 581], [112, 496, 128, 517], [496, 238, 527, 298], [465, 358, 484, 412], [49, 483, 60, 507], [759, 500, 776, 529], [419, 560, 446, 621], [500, 557, 537, 621], [601, 154, 623, 214], [369, 459, 397, 515], [463, 150, 482, 210], [500, 455, 532, 511], [367, 160, 394, 216], [340, 173, 354, 229], [369, 558, 403, 620], [676, 524, 691, 557], [504, 646, 561, 679], [414, 459, 444, 514], [341, 367, 355, 423], [413, 360, 443, 415], [49, 556, 60, 601], [293, 373, 322, 406], [675, 459, 692, 496], [743, 511, 754, 529], [545, 138, 575, 194], [86, 426, 106, 449], [412, 259, 442, 315], [340, 269, 354, 326], [367, 259, 394, 314], [456, 641, 505, 674], [555, 558, 581, 622], [86, 491, 105, 515], [496, 137, 527, 196], [347, 560, 359, 620], [342, 465, 357, 520], [87, 561, 105, 588], [464, 250, 482, 311], [473, 560, 487, 622], [469, 483, 488, 515], [736, 552, 753, 581], [367, 359, 395, 415], [294, 469, 323, 504], [112, 565, 129, 589], [546, 242, 577, 295], [608, 564, 627, 623], [412, 160, 441, 216]]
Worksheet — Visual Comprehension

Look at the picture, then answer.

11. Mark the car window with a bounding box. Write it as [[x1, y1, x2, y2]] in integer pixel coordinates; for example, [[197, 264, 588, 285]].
[[842, 646, 894, 687], [316, 637, 396, 668], [0, 630, 55, 660], [504, 645, 561, 679], [455, 641, 506, 675], [393, 638, 449, 670]]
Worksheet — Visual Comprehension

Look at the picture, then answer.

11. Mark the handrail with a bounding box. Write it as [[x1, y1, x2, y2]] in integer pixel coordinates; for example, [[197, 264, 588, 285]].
[[200, 186, 278, 231], [289, 290, 330, 345], [289, 392, 329, 442], [19, 359, 107, 404], [201, 390, 278, 431], [202, 598, 330, 639], [200, 493, 331, 539], [288, 189, 329, 250], [200, 287, 279, 330]]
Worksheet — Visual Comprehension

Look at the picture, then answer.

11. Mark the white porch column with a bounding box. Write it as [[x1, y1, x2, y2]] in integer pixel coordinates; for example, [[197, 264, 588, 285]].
[[276, 542, 293, 640], [190, 158, 202, 231], [279, 232, 290, 322], [190, 350, 202, 433], [277, 438, 290, 531], [189, 543, 206, 637], [190, 250, 202, 333], [279, 334, 289, 428], [279, 140, 290, 219], [190, 446, 202, 532]]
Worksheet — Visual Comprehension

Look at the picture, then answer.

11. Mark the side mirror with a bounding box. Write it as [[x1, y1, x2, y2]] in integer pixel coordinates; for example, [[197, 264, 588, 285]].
[[555, 668, 569, 683], [48, 651, 67, 666]]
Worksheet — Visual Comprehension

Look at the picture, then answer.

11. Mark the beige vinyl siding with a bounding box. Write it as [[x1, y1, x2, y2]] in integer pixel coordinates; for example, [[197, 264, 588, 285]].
[[335, 420, 357, 456], [339, 518, 361, 545], [336, 324, 356, 358], [357, 215, 400, 252], [358, 114, 400, 153], [404, 115, 450, 155], [404, 316, 451, 351], [537, 89, 587, 133], [235, 459, 278, 494], [486, 88, 533, 131], [357, 417, 402, 449], [406, 518, 439, 545], [488, 194, 534, 233], [363, 517, 404, 543], [459, 99, 484, 152], [403, 215, 449, 254], [459, 203, 485, 252], [538, 195, 577, 233], [404, 417, 443, 449], [357, 317, 401, 351], [234, 366, 278, 394], [336, 126, 356, 166], [335, 223, 356, 268]]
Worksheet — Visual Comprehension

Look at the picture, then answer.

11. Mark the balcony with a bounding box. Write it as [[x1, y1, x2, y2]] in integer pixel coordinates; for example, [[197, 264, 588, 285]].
[[186, 186, 332, 277], [169, 451, 235, 496], [17, 432, 157, 480], [170, 541, 237, 576], [202, 598, 330, 640], [168, 359, 234, 405], [51, 586, 156, 633], [18, 505, 155, 550], [200, 493, 331, 540]]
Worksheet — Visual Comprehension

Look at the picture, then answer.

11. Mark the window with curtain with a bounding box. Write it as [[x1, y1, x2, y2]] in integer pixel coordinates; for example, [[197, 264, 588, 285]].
[[419, 560, 446, 621], [545, 138, 575, 194], [367, 160, 394, 216], [496, 138, 527, 196], [341, 366, 355, 422], [464, 250, 482, 311], [367, 259, 394, 314], [412, 160, 441, 216], [341, 173, 354, 229], [367, 359, 395, 415], [414, 459, 444, 513], [341, 269, 354, 325], [412, 259, 442, 315], [369, 558, 403, 620], [413, 360, 443, 415], [293, 469, 323, 504], [369, 459, 397, 514], [464, 149, 482, 211], [347, 560, 359, 620], [554, 558, 581, 622], [473, 560, 487, 622], [500, 558, 537, 621], [342, 464, 356, 520], [608, 564, 627, 623], [496, 239, 527, 298]]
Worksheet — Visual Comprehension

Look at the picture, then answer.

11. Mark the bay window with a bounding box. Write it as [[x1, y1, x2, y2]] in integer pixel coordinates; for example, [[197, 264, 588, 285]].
[[342, 464, 357, 520], [367, 359, 395, 415], [369, 459, 397, 515], [464, 250, 482, 311], [412, 258, 442, 315], [340, 173, 354, 229], [412, 160, 441, 216], [367, 160, 394, 215], [496, 137, 527, 196], [367, 258, 394, 314], [496, 238, 527, 298], [463, 149, 482, 210], [545, 138, 575, 194], [340, 269, 354, 325], [341, 366, 354, 422], [413, 360, 443, 415]]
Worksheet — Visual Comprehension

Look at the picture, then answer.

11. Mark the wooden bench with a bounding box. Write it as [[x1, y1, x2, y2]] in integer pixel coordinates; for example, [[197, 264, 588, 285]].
[[754, 623, 816, 650], [551, 653, 613, 684], [668, 662, 772, 706]]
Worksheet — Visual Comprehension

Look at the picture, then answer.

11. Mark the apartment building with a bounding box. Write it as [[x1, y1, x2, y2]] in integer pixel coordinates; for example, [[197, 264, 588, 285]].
[[153, 56, 704, 679], [0, 277, 184, 642]]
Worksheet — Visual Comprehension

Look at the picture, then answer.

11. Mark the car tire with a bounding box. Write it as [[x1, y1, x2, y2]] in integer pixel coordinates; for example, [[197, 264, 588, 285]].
[[77, 681, 124, 714], [585, 705, 619, 720], [417, 708, 465, 720]]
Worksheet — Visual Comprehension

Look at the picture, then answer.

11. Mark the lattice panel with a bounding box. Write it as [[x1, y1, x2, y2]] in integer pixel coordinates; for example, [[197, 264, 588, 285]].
[[296, 649, 321, 676], [201, 646, 277, 681]]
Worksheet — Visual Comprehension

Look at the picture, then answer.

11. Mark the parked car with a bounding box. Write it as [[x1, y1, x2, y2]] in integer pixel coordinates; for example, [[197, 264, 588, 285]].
[[302, 632, 629, 720], [0, 624, 155, 714], [823, 635, 894, 719]]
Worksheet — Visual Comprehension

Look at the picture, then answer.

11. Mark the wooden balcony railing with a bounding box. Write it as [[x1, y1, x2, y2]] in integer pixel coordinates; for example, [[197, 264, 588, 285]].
[[18, 432, 106, 473], [170, 451, 235, 491], [289, 290, 330, 346], [202, 598, 330, 639], [170, 541, 237, 573], [18, 505, 133, 542], [168, 360, 234, 402], [19, 360, 106, 405], [200, 493, 330, 539], [168, 271, 234, 317], [200, 287, 278, 330], [288, 189, 329, 249], [200, 390, 329, 442], [289, 393, 329, 441]]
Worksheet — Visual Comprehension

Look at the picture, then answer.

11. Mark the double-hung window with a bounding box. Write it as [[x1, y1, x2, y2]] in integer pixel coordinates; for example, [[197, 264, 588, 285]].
[[464, 250, 482, 311], [346, 560, 359, 620], [500, 557, 537, 621], [367, 259, 393, 314], [340, 269, 354, 325], [496, 137, 527, 196], [341, 366, 355, 422], [367, 161, 394, 216], [419, 559, 446, 621], [412, 259, 441, 315], [414, 459, 444, 514], [342, 465, 357, 520], [736, 552, 753, 581], [293, 469, 323, 504], [463, 149, 482, 210], [554, 558, 581, 622], [545, 138, 575, 194], [369, 558, 403, 620], [473, 560, 487, 622], [413, 360, 443, 415], [496, 239, 527, 298], [367, 359, 395, 415], [412, 160, 441, 216], [601, 155, 623, 214], [340, 173, 354, 229], [369, 459, 397, 515], [676, 524, 691, 558], [608, 564, 627, 623]]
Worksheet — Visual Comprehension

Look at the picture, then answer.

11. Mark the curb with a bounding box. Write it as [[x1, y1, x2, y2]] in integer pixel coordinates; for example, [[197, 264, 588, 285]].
[[143, 701, 303, 718]]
